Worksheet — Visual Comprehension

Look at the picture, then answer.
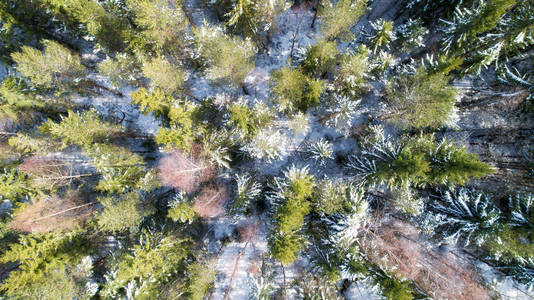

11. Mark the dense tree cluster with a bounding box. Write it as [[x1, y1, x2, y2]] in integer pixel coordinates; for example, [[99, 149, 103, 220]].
[[0, 0, 532, 298]]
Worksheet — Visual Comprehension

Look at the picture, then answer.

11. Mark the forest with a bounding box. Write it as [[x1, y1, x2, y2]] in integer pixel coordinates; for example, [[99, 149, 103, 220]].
[[0, 0, 533, 299]]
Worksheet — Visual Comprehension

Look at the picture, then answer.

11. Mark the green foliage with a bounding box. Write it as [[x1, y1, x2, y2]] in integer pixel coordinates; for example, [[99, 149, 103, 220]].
[[167, 193, 196, 223], [227, 100, 261, 139], [314, 180, 348, 216], [125, 0, 189, 55], [0, 168, 30, 201], [12, 40, 87, 90], [0, 76, 44, 118], [131, 87, 173, 121], [102, 236, 192, 299], [368, 19, 396, 54], [97, 54, 138, 89], [334, 45, 370, 97], [184, 261, 217, 300], [374, 147, 430, 189], [376, 273, 414, 300], [155, 101, 200, 151], [43, 0, 126, 51], [319, 0, 367, 41], [386, 67, 457, 129], [0, 231, 94, 299], [194, 25, 256, 87], [85, 144, 156, 194], [142, 56, 186, 94], [269, 166, 315, 264], [223, 0, 288, 46], [39, 109, 123, 149], [301, 40, 338, 77], [97, 192, 154, 232], [270, 66, 325, 113], [8, 133, 57, 155]]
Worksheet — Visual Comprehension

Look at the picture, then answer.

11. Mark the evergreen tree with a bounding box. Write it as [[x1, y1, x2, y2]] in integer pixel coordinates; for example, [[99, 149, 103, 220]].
[[385, 67, 457, 129], [167, 192, 196, 223], [0, 231, 95, 299], [318, 0, 367, 41], [97, 191, 154, 232], [270, 66, 325, 113], [301, 40, 339, 77], [396, 18, 428, 53], [38, 109, 123, 149], [269, 166, 315, 264], [43, 0, 127, 51], [222, 0, 288, 47], [368, 19, 396, 54], [125, 0, 189, 56], [97, 54, 139, 89], [101, 236, 193, 299], [194, 24, 256, 88], [333, 45, 370, 97], [142, 56, 186, 94], [12, 40, 87, 91]]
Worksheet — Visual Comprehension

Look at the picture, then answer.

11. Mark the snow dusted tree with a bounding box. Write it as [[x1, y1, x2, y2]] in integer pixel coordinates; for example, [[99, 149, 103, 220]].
[[241, 127, 287, 161], [318, 0, 367, 41], [269, 165, 315, 265], [333, 45, 370, 97], [97, 53, 139, 89], [226, 99, 273, 140], [221, 0, 289, 47], [440, 0, 533, 75], [427, 188, 502, 246], [385, 67, 457, 129], [367, 19, 396, 54], [396, 18, 428, 53], [101, 235, 192, 299], [307, 138, 334, 166], [167, 192, 196, 223], [301, 40, 339, 77], [231, 173, 261, 214], [320, 94, 360, 137], [194, 24, 256, 89], [43, 0, 126, 51], [11, 40, 87, 91]]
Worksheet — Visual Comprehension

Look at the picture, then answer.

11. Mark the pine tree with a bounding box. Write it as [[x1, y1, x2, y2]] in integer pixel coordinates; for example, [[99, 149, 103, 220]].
[[333, 45, 370, 97], [125, 0, 189, 56], [184, 260, 217, 300], [301, 40, 339, 77], [38, 109, 123, 149], [396, 18, 428, 53], [307, 139, 334, 166], [318, 0, 367, 41], [142, 56, 186, 94], [97, 191, 154, 232], [385, 67, 457, 129], [367, 19, 396, 54], [194, 24, 256, 88], [97, 54, 139, 89], [43, 0, 127, 51], [101, 235, 193, 299], [167, 192, 196, 223], [270, 66, 325, 113], [11, 40, 87, 91], [222, 0, 288, 47], [0, 231, 95, 299], [269, 166, 315, 264]]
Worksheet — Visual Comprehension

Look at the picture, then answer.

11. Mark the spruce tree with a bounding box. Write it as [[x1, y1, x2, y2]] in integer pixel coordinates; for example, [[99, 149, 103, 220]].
[[385, 67, 457, 129], [270, 66, 325, 113], [194, 24, 256, 88], [11, 40, 87, 91], [318, 0, 367, 41]]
